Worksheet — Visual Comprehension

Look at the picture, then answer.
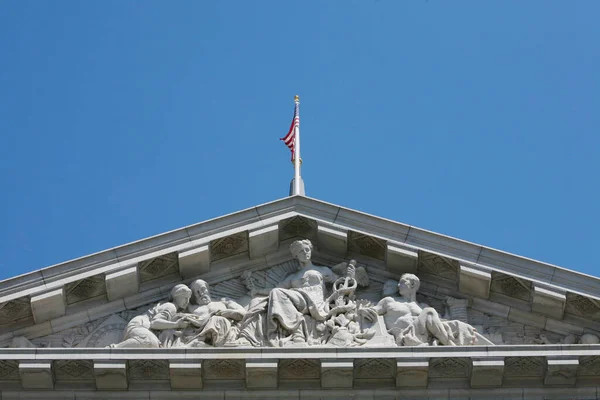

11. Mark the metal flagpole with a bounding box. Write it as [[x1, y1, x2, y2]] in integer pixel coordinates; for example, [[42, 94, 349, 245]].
[[293, 95, 301, 196]]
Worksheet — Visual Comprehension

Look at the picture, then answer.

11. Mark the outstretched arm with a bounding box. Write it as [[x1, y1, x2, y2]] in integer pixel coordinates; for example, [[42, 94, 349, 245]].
[[220, 299, 246, 320], [359, 297, 391, 322]]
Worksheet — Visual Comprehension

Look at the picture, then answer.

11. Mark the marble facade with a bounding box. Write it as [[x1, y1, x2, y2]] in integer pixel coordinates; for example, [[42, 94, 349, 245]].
[[1, 196, 600, 399]]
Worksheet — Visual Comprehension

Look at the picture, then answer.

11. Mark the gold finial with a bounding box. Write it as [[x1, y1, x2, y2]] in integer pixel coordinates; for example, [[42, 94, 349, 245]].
[[294, 95, 300, 102]]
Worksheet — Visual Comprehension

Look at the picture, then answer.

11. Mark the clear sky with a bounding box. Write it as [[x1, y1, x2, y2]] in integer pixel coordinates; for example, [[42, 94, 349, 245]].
[[0, 1, 598, 281]]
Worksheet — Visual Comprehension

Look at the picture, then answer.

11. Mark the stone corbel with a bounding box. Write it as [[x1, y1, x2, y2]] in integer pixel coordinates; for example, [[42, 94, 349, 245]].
[[19, 361, 54, 389], [248, 224, 279, 259], [459, 264, 491, 299], [386, 242, 418, 274], [245, 359, 278, 389], [470, 357, 504, 388], [321, 359, 353, 388], [30, 288, 66, 324], [169, 361, 203, 389], [105, 265, 139, 301], [317, 222, 348, 257], [396, 358, 429, 388], [178, 244, 210, 279], [94, 361, 128, 390], [544, 357, 578, 386], [532, 284, 566, 320]]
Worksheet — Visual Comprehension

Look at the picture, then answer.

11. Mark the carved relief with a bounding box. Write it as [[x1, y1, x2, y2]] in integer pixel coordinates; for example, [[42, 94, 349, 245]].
[[279, 216, 317, 242], [418, 251, 458, 281], [204, 360, 244, 380], [0, 360, 19, 380], [279, 359, 320, 379], [578, 356, 600, 376], [354, 358, 395, 379], [490, 273, 531, 301], [348, 231, 386, 260], [210, 232, 248, 261], [54, 360, 94, 381], [129, 360, 169, 380], [138, 252, 179, 283], [429, 358, 470, 378], [565, 293, 600, 319], [0, 297, 32, 325], [504, 357, 544, 377], [99, 239, 484, 349], [65, 274, 106, 304]]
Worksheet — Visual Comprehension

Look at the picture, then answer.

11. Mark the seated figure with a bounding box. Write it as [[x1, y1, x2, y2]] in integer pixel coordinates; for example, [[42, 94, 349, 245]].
[[178, 279, 246, 347], [110, 284, 191, 348], [359, 274, 477, 346], [247, 239, 340, 347]]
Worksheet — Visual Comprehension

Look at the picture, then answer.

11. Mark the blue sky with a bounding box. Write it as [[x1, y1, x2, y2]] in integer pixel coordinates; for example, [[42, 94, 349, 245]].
[[0, 1, 598, 281]]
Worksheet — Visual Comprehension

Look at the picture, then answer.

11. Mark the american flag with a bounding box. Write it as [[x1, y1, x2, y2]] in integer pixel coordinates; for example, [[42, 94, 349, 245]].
[[280, 101, 299, 161]]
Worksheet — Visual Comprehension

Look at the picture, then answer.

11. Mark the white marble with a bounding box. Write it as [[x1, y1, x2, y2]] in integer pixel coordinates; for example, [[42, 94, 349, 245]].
[[459, 264, 491, 299], [249, 224, 279, 259], [178, 244, 210, 279], [105, 266, 139, 301], [30, 288, 66, 324], [532, 284, 566, 320]]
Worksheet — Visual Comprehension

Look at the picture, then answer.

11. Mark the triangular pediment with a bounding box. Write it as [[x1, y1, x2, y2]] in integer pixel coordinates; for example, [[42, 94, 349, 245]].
[[1, 195, 599, 350]]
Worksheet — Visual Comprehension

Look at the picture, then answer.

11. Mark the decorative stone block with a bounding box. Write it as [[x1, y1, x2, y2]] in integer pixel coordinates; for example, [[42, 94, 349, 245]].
[[470, 358, 504, 388], [94, 361, 128, 390], [459, 264, 491, 299], [169, 361, 203, 389], [53, 360, 94, 383], [321, 360, 353, 388], [317, 222, 348, 257], [105, 266, 139, 302], [245, 359, 278, 389], [210, 232, 249, 262], [544, 357, 578, 386], [396, 358, 428, 388], [348, 231, 386, 260], [178, 245, 210, 279], [386, 242, 418, 274], [279, 359, 320, 380], [30, 288, 66, 324], [64, 274, 106, 305], [138, 252, 179, 283], [249, 225, 279, 259], [532, 284, 566, 320], [19, 361, 54, 389], [204, 359, 245, 380]]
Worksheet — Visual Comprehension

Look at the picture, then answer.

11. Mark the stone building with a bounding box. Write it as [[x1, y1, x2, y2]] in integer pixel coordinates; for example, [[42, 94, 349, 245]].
[[1, 195, 599, 399]]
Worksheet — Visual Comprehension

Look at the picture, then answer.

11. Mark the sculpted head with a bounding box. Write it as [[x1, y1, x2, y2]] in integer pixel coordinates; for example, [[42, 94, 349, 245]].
[[190, 279, 212, 306], [290, 239, 313, 264], [382, 279, 399, 297], [398, 273, 420, 297], [171, 284, 192, 309]]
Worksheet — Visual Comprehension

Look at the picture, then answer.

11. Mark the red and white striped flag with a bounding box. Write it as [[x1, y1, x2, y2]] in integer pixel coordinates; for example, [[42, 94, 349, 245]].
[[280, 101, 299, 161]]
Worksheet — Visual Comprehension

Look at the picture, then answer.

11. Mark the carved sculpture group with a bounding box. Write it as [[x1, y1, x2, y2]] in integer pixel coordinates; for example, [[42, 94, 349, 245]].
[[110, 239, 483, 348]]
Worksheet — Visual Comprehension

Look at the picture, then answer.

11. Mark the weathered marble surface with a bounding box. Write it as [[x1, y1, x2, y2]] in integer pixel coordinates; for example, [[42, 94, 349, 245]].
[[104, 239, 484, 348]]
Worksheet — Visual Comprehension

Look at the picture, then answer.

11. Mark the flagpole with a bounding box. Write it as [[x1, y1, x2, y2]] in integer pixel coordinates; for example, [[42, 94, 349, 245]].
[[293, 95, 301, 196]]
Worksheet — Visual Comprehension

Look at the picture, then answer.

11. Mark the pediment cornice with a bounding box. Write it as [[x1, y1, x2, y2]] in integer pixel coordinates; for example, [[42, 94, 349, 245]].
[[1, 195, 599, 348]]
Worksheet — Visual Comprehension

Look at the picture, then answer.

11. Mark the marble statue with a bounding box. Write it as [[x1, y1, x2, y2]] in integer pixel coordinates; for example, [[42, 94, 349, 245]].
[[238, 239, 369, 347], [359, 273, 478, 346], [105, 239, 485, 348], [168, 279, 246, 347], [110, 284, 192, 348]]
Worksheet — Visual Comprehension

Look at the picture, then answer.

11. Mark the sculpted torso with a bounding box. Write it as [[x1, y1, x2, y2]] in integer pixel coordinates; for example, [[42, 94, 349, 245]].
[[188, 301, 228, 319], [380, 296, 423, 330], [283, 266, 333, 289]]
